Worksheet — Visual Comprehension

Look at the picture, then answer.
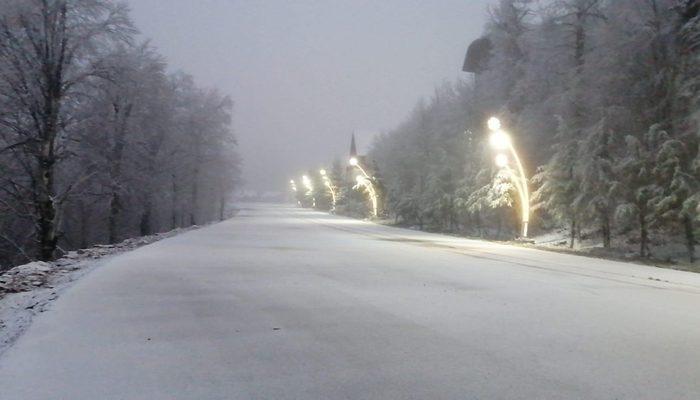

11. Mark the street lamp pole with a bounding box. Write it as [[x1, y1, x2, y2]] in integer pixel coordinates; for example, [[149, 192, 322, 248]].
[[354, 175, 378, 218], [488, 117, 530, 238], [349, 157, 379, 218], [320, 169, 337, 211], [290, 180, 301, 207], [302, 175, 316, 208]]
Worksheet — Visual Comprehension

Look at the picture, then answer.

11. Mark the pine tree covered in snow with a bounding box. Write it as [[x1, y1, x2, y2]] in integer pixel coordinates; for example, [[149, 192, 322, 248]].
[[651, 136, 699, 261], [532, 117, 581, 248], [364, 0, 700, 261], [614, 126, 669, 258]]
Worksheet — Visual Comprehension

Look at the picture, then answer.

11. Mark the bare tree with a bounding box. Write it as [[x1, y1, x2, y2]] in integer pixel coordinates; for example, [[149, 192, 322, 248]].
[[0, 0, 133, 260]]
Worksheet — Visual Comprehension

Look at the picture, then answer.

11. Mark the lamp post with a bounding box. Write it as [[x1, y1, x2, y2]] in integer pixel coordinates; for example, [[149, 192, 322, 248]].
[[290, 179, 301, 207], [302, 175, 316, 208], [320, 169, 337, 211], [349, 157, 378, 218], [487, 117, 530, 238], [354, 175, 379, 218]]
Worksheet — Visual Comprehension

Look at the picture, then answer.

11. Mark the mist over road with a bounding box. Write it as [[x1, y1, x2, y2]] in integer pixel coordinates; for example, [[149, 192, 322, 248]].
[[1, 205, 699, 399]]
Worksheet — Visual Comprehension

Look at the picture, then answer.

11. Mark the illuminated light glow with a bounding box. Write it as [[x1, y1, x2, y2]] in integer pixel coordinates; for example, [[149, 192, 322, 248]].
[[301, 175, 314, 197], [320, 168, 337, 210], [488, 117, 501, 131], [489, 130, 511, 150], [353, 175, 378, 218], [495, 154, 509, 168], [302, 176, 312, 188], [349, 158, 378, 217], [486, 117, 530, 238]]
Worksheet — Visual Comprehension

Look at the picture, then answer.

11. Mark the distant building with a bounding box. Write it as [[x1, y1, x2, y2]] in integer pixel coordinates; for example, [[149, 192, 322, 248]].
[[346, 133, 369, 185]]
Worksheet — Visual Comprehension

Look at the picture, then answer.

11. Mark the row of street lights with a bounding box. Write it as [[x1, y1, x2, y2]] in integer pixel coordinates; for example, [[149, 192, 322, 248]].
[[290, 117, 530, 237], [290, 157, 379, 218]]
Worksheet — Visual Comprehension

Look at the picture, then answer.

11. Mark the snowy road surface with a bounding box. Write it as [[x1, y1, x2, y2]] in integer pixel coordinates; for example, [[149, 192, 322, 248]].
[[1, 205, 700, 400]]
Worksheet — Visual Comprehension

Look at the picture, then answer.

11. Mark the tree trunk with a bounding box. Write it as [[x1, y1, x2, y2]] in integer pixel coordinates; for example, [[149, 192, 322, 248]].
[[639, 210, 649, 258], [79, 199, 88, 249], [569, 218, 576, 248], [31, 2, 71, 261], [140, 196, 153, 236], [496, 212, 503, 240], [602, 215, 611, 249], [189, 178, 199, 226], [171, 175, 180, 229], [684, 215, 695, 263], [218, 194, 226, 221], [475, 211, 483, 237], [106, 102, 131, 244], [36, 113, 60, 261], [37, 172, 58, 261], [108, 192, 121, 244], [189, 147, 201, 226]]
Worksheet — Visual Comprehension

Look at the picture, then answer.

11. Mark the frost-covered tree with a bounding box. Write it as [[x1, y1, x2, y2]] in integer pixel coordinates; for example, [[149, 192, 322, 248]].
[[0, 2, 241, 270], [532, 117, 581, 247], [357, 0, 699, 259], [0, 0, 133, 260], [79, 44, 167, 243], [651, 136, 699, 262], [574, 113, 622, 249], [613, 126, 669, 257]]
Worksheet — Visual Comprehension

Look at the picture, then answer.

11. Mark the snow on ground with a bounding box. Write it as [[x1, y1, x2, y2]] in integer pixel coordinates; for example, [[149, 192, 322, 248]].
[[0, 227, 199, 356], [530, 228, 700, 272], [372, 216, 700, 273], [1, 205, 699, 399]]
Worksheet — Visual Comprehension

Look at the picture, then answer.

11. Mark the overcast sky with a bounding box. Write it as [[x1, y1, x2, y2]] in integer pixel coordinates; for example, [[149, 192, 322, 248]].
[[126, 0, 491, 191]]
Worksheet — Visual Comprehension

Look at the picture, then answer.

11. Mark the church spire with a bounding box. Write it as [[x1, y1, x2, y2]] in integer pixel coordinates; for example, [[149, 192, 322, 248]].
[[350, 133, 358, 157]]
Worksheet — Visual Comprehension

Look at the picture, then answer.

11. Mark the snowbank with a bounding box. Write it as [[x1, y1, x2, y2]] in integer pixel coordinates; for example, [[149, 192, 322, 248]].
[[0, 227, 198, 355]]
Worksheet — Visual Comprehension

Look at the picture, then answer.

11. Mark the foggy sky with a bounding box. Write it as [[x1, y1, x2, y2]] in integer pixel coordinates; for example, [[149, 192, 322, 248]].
[[126, 0, 491, 191]]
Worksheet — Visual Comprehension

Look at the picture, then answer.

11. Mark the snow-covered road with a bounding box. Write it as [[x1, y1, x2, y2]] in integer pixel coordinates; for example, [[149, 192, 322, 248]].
[[1, 204, 699, 399]]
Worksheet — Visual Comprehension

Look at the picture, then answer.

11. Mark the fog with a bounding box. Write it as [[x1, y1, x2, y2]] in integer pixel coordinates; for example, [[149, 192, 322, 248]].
[[126, 0, 491, 191]]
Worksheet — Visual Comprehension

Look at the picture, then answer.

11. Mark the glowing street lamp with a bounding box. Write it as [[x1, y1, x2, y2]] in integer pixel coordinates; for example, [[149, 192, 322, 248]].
[[495, 154, 509, 168], [488, 117, 530, 238], [354, 175, 378, 218], [320, 169, 337, 210], [349, 157, 370, 178], [302, 175, 316, 208], [349, 157, 378, 217], [290, 179, 301, 206], [487, 116, 501, 131]]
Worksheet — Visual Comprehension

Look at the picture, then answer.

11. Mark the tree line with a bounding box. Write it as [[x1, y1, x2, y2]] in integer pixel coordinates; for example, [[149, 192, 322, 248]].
[[365, 0, 699, 261], [0, 0, 240, 270]]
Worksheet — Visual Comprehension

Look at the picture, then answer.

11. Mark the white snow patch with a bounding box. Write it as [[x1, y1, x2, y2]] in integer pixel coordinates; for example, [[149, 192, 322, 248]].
[[0, 227, 199, 356]]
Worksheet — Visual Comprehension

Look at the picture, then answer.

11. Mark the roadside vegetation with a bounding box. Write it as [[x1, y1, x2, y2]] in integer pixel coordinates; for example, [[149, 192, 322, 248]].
[[308, 1, 700, 266], [0, 1, 241, 271]]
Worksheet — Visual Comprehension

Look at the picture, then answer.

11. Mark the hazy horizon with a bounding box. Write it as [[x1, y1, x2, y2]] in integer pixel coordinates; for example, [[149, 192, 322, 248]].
[[127, 0, 491, 191]]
